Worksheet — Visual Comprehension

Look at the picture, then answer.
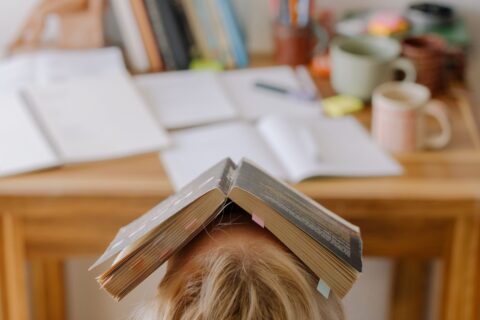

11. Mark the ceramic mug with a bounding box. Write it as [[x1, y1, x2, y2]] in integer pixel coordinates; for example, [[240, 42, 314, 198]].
[[331, 36, 417, 100], [372, 81, 451, 152]]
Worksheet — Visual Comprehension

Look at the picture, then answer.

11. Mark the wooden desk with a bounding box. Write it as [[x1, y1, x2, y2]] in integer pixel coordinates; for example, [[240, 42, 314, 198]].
[[0, 70, 479, 320]]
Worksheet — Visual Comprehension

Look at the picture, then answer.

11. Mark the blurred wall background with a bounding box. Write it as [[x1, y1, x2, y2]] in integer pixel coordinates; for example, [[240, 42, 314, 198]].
[[0, 0, 478, 319]]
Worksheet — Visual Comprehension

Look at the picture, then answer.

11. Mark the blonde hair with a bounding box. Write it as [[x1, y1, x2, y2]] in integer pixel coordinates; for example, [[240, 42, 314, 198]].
[[136, 241, 345, 320]]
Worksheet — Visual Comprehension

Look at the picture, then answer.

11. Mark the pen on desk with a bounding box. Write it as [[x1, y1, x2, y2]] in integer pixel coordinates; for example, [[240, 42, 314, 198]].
[[254, 81, 317, 102]]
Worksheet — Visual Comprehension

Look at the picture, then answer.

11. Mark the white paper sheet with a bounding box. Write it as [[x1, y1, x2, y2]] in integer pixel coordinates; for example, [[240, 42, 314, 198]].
[[0, 93, 59, 176], [257, 115, 403, 181], [25, 72, 170, 163], [220, 66, 322, 120], [160, 121, 287, 190], [135, 71, 238, 129]]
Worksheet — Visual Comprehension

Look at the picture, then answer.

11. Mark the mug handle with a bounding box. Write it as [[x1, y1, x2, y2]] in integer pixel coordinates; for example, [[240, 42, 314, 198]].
[[390, 57, 417, 82], [424, 100, 452, 149]]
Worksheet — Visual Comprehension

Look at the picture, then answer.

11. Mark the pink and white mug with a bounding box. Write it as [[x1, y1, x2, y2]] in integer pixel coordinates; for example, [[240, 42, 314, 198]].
[[372, 81, 451, 152]]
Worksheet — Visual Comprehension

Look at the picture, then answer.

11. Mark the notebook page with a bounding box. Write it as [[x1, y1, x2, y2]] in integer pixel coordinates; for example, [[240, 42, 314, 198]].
[[160, 121, 287, 190], [0, 93, 59, 176], [135, 71, 238, 129], [0, 48, 125, 92], [35, 47, 126, 84], [25, 72, 170, 163], [220, 66, 321, 120], [257, 115, 402, 182], [0, 54, 36, 92]]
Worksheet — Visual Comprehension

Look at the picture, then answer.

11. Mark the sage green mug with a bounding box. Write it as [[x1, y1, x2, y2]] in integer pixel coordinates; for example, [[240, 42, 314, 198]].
[[331, 36, 416, 100]]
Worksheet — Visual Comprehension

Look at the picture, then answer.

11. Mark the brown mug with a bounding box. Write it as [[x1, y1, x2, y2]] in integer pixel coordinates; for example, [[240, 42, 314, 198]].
[[274, 22, 328, 66], [401, 35, 447, 93]]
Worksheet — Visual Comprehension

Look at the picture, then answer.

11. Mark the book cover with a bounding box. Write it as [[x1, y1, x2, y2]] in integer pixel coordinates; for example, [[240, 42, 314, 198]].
[[130, 0, 164, 72], [110, 0, 150, 72], [144, 0, 177, 70], [192, 0, 224, 63], [215, 0, 249, 68], [156, 0, 191, 70], [206, 0, 235, 68], [181, 0, 212, 59]]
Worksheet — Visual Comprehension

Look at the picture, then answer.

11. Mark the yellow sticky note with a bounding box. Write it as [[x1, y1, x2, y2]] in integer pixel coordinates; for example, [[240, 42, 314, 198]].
[[323, 95, 364, 117]]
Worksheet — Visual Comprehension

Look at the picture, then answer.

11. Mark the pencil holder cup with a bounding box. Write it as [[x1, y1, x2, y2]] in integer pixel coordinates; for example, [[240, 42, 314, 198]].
[[274, 22, 327, 66]]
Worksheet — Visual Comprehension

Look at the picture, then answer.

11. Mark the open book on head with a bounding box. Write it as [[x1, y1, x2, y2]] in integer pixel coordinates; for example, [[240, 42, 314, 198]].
[[0, 71, 170, 177], [160, 115, 403, 190], [90, 158, 363, 301], [134, 66, 321, 129]]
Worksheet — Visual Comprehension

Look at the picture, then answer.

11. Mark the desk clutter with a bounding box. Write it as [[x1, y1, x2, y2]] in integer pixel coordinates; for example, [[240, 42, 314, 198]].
[[2, 1, 469, 183], [0, 47, 401, 183]]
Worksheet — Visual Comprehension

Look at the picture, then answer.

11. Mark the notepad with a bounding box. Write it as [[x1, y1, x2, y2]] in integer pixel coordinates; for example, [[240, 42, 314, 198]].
[[160, 115, 402, 190], [134, 66, 321, 129], [135, 71, 238, 128], [0, 72, 170, 177]]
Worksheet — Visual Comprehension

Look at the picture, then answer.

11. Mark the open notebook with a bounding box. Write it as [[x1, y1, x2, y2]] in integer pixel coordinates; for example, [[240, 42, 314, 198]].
[[0, 72, 170, 177], [134, 66, 321, 129], [160, 115, 402, 190], [0, 47, 125, 92]]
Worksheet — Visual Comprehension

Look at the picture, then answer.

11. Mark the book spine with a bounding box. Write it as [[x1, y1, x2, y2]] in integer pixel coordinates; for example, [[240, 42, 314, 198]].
[[181, 0, 211, 59], [216, 0, 249, 68], [192, 0, 223, 63], [110, 0, 151, 73], [206, 0, 235, 68], [130, 0, 164, 72], [157, 0, 191, 70], [144, 0, 177, 70]]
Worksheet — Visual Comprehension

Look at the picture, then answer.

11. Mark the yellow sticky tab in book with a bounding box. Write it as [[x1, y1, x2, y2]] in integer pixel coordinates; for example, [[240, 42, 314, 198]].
[[323, 95, 364, 117], [317, 279, 331, 299]]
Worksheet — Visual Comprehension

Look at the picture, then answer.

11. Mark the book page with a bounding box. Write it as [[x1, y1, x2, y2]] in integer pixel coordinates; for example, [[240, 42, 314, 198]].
[[25, 72, 170, 163], [135, 71, 238, 129], [220, 66, 321, 120], [0, 93, 59, 176], [257, 115, 402, 182], [160, 122, 287, 190]]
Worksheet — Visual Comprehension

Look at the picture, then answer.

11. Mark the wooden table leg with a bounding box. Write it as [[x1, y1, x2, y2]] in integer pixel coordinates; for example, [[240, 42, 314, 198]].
[[31, 259, 66, 320], [390, 259, 430, 320], [442, 215, 480, 320], [0, 213, 29, 320]]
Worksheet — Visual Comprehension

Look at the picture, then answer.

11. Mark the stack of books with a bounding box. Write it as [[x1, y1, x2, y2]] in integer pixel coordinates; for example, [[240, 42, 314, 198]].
[[112, 0, 249, 72]]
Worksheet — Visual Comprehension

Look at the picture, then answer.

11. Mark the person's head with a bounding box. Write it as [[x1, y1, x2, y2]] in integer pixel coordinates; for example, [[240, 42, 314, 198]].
[[136, 205, 344, 320]]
